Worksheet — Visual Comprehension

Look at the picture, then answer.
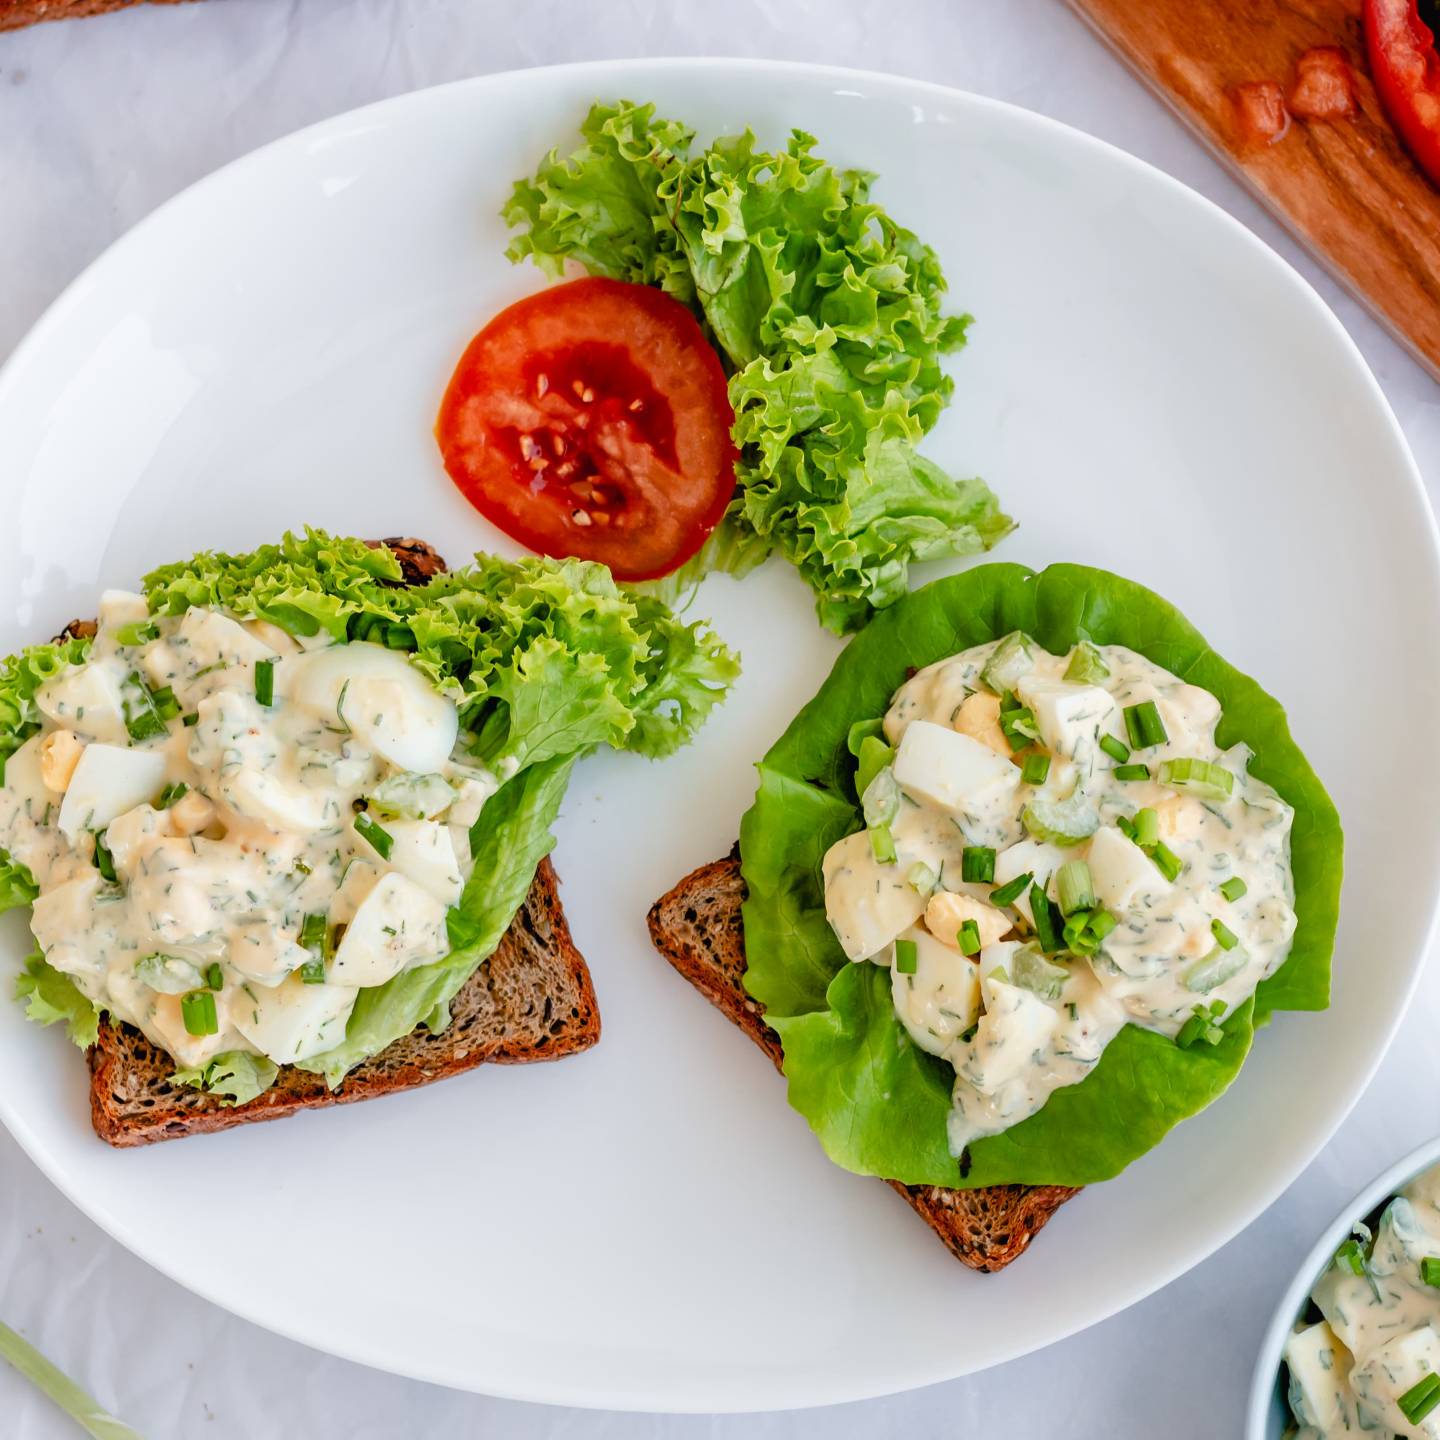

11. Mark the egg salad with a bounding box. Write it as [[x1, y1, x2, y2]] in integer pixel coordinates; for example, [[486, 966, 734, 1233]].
[[0, 590, 499, 1071], [821, 632, 1298, 1153]]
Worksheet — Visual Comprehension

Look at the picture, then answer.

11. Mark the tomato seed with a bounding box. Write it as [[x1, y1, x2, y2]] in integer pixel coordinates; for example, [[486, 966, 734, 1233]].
[[571, 510, 593, 526]]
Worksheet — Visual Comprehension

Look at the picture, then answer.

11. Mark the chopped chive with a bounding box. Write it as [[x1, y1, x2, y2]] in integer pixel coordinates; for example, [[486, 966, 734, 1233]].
[[961, 847, 996, 884], [115, 620, 158, 646], [158, 781, 189, 809], [204, 962, 224, 991], [182, 712, 199, 727], [180, 989, 218, 1036], [894, 938, 918, 974], [300, 957, 326, 984], [94, 831, 116, 883], [1064, 641, 1110, 686], [1151, 842, 1183, 883], [868, 824, 896, 865], [1115, 815, 1137, 841], [1399, 1373, 1440, 1425], [355, 813, 395, 861], [1055, 861, 1096, 917], [989, 872, 1032, 908], [299, 911, 329, 983], [1210, 919, 1239, 951], [1021, 752, 1051, 785], [1099, 734, 1130, 764], [122, 674, 169, 741], [150, 686, 180, 722], [299, 913, 327, 951], [999, 699, 1040, 751], [1422, 1256, 1440, 1288], [255, 658, 275, 707], [1123, 700, 1168, 750], [1067, 1002, 1079, 1021], [1133, 808, 1160, 849], [1029, 882, 1062, 953], [1114, 763, 1150, 782], [1219, 876, 1248, 903], [958, 920, 981, 956]]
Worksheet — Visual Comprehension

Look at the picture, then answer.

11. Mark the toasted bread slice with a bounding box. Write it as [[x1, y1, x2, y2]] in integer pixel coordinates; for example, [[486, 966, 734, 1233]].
[[55, 536, 599, 1146], [647, 853, 1079, 1273], [0, 0, 193, 33]]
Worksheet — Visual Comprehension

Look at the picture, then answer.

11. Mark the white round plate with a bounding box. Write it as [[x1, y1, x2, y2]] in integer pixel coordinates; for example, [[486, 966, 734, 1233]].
[[0, 59, 1435, 1413]]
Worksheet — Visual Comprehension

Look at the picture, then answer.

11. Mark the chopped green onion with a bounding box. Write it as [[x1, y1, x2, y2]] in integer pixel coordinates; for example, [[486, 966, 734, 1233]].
[[1029, 882, 1063, 952], [1398, 1372, 1440, 1426], [355, 812, 394, 861], [299, 912, 330, 980], [1062, 907, 1118, 958], [958, 920, 982, 956], [115, 620, 158, 646], [1063, 641, 1110, 686], [1421, 1256, 1440, 1288], [1123, 700, 1168, 750], [893, 938, 918, 974], [1175, 1003, 1227, 1049], [855, 735, 896, 801], [1115, 815, 1137, 841], [1099, 734, 1130, 764], [1157, 757, 1234, 800], [1021, 752, 1051, 785], [1219, 876, 1248, 903], [1114, 763, 1150, 782], [94, 831, 116, 883], [157, 781, 189, 809], [298, 912, 327, 951], [979, 632, 1034, 695], [1151, 841, 1184, 883], [999, 696, 1040, 751], [1183, 946, 1246, 994], [961, 847, 996, 884], [182, 712, 199, 727], [150, 686, 180, 721], [847, 717, 885, 758], [122, 674, 170, 741], [255, 658, 275, 707], [204, 962, 223, 991], [1012, 945, 1068, 1000], [1133, 807, 1160, 849], [300, 957, 326, 984], [1087, 909, 1117, 942], [1334, 1238, 1366, 1277], [0, 1320, 144, 1440], [1210, 918, 1239, 951], [134, 953, 203, 994], [181, 989, 218, 1036], [1055, 861, 1095, 917], [869, 825, 896, 865], [907, 862, 939, 896], [989, 872, 1032, 908], [1022, 796, 1100, 846]]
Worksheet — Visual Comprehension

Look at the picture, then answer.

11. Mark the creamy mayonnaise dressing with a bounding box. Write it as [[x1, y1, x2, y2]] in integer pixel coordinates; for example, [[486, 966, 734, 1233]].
[[1287, 1162, 1440, 1438], [820, 634, 1297, 1153], [0, 591, 499, 1070]]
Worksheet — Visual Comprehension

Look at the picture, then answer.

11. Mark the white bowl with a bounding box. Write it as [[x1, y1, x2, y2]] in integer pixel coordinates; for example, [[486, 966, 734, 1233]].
[[1248, 1135, 1440, 1438]]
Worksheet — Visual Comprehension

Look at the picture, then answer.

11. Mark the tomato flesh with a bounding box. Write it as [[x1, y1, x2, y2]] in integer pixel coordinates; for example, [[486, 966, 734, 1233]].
[[1365, 0, 1440, 185], [436, 277, 737, 582]]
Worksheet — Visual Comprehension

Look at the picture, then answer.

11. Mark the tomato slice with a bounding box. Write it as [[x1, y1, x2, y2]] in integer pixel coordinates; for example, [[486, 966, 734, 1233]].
[[1365, 0, 1440, 185], [436, 276, 737, 582]]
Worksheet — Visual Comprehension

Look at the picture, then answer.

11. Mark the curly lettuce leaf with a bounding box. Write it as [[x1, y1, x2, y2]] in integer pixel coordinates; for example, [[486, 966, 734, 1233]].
[[0, 636, 93, 774], [0, 851, 39, 913], [14, 952, 100, 1049], [172, 1052, 280, 1107], [740, 563, 1341, 1188], [504, 100, 1013, 633]]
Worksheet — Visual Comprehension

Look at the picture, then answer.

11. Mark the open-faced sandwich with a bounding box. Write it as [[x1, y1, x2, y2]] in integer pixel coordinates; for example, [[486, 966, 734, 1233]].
[[3, 530, 735, 1144], [650, 563, 1341, 1271]]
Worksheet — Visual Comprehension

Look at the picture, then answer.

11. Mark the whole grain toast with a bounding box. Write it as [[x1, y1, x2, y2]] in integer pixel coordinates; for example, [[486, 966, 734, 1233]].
[[57, 536, 600, 1146], [647, 852, 1079, 1273]]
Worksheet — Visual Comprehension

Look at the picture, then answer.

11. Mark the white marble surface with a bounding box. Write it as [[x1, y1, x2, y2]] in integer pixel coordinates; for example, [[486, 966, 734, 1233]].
[[2, 1, 1439, 1434]]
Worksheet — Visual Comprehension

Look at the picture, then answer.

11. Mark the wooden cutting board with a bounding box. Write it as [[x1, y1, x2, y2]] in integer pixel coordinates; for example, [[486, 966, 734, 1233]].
[[1065, 0, 1440, 380]]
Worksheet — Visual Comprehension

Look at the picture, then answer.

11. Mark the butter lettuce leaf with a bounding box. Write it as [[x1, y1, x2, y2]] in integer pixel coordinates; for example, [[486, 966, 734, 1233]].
[[504, 100, 1013, 633], [740, 563, 1341, 1188]]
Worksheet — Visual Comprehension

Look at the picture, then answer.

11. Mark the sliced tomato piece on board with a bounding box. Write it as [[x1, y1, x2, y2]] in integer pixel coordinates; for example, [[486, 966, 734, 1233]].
[[1365, 0, 1440, 186], [436, 276, 738, 582]]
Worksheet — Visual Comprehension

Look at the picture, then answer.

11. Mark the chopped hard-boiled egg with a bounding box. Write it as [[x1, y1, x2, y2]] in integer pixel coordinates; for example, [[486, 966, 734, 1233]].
[[892, 720, 1018, 815], [231, 974, 359, 1065], [329, 872, 450, 987], [821, 828, 926, 962], [890, 926, 980, 1057], [56, 744, 168, 842]]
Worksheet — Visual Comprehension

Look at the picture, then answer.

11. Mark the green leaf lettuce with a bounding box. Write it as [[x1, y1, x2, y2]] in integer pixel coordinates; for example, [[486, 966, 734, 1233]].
[[505, 100, 1014, 633], [740, 563, 1341, 1188]]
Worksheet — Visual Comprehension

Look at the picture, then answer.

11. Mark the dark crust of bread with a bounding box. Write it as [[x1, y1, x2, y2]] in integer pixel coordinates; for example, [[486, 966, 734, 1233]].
[[89, 856, 599, 1146], [0, 0, 192, 31], [58, 537, 600, 1146], [646, 851, 1080, 1273]]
